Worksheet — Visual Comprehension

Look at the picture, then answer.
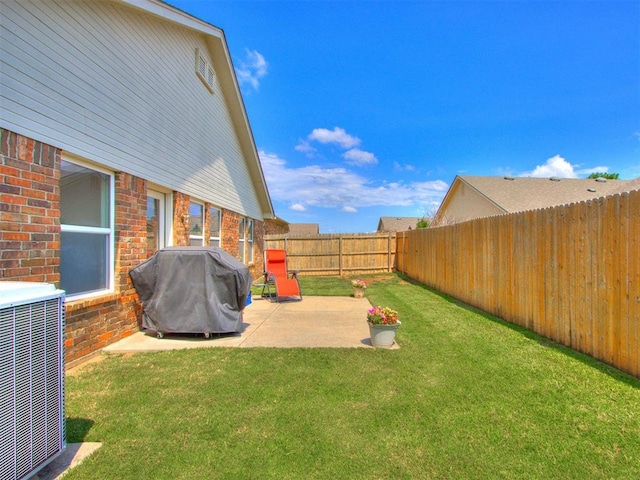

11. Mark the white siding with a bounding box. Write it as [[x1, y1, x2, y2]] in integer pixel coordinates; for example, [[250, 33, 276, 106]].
[[0, 0, 263, 219]]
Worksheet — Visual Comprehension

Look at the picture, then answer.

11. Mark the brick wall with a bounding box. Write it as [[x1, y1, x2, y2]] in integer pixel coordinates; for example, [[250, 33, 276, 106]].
[[173, 191, 190, 246], [221, 208, 240, 257], [264, 218, 289, 235], [251, 219, 265, 279], [1, 129, 60, 284]]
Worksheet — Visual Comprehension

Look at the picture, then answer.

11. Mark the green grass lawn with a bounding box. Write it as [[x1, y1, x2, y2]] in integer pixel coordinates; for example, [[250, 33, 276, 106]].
[[65, 274, 640, 479]]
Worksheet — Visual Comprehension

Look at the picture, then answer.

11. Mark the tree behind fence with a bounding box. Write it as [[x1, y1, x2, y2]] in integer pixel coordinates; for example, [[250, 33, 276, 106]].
[[264, 233, 396, 276], [397, 190, 639, 378]]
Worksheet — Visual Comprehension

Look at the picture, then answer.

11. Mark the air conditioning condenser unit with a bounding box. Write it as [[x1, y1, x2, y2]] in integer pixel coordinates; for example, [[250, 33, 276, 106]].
[[0, 282, 66, 480]]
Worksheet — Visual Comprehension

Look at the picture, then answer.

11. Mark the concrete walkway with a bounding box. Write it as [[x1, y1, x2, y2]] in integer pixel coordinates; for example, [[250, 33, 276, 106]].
[[104, 295, 398, 353]]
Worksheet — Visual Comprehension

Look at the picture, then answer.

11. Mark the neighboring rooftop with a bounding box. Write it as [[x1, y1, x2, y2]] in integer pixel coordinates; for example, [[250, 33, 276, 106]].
[[459, 175, 635, 213], [433, 175, 639, 226], [377, 217, 424, 232], [288, 223, 320, 236]]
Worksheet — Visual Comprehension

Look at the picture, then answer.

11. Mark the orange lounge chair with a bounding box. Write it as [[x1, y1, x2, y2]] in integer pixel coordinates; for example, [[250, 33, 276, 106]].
[[262, 249, 302, 302]]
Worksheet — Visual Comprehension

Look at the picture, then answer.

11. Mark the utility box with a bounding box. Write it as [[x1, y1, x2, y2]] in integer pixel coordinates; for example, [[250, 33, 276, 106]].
[[0, 282, 66, 480]]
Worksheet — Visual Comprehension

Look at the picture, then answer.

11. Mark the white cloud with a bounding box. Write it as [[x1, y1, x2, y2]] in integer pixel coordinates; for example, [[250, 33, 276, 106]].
[[259, 151, 449, 213], [521, 155, 578, 178], [343, 148, 378, 166], [236, 49, 268, 90], [308, 127, 361, 149], [342, 206, 358, 213], [294, 140, 316, 155], [290, 203, 306, 212], [520, 155, 615, 179], [394, 162, 416, 172]]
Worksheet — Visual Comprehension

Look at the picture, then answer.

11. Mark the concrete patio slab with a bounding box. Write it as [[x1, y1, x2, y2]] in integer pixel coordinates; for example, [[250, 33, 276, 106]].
[[103, 295, 399, 353]]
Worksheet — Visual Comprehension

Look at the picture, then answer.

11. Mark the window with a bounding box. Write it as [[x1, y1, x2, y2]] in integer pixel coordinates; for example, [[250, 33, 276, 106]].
[[189, 201, 205, 246], [237, 217, 254, 264], [238, 217, 246, 263], [60, 160, 113, 298], [147, 190, 167, 257], [147, 196, 159, 255], [209, 207, 221, 247], [247, 219, 254, 263]]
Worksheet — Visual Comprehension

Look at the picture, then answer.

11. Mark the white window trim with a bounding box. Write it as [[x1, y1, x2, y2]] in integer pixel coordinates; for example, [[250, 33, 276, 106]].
[[61, 157, 115, 301], [189, 200, 205, 245], [147, 183, 173, 247], [239, 217, 246, 263], [148, 189, 167, 251], [247, 219, 254, 264], [209, 207, 221, 246]]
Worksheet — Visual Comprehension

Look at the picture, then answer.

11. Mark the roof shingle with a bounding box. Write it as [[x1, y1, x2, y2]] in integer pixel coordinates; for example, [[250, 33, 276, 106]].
[[459, 175, 636, 213]]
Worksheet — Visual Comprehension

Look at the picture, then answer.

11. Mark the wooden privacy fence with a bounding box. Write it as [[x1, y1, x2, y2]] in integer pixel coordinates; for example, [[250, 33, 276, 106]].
[[397, 191, 639, 378], [264, 233, 396, 276]]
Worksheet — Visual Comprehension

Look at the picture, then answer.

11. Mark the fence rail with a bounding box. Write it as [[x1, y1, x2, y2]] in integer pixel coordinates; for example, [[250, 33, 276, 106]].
[[264, 233, 396, 276], [397, 190, 639, 378]]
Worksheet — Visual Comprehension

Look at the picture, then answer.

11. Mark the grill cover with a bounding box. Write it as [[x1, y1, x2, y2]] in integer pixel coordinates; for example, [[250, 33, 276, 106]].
[[130, 247, 252, 334]]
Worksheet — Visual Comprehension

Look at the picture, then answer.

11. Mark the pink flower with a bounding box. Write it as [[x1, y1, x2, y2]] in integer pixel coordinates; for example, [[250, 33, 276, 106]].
[[367, 305, 398, 325]]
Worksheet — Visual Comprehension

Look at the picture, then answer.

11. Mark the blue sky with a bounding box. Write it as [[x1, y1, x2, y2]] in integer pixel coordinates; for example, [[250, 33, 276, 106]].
[[168, 0, 640, 233]]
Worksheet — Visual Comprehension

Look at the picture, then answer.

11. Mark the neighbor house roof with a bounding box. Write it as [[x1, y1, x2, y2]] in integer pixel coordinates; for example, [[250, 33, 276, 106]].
[[434, 175, 636, 225], [377, 217, 423, 232], [606, 177, 640, 195], [288, 223, 320, 235], [461, 175, 632, 212]]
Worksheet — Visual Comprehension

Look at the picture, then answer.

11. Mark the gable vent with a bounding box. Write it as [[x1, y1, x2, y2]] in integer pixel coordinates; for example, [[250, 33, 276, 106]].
[[195, 48, 215, 93]]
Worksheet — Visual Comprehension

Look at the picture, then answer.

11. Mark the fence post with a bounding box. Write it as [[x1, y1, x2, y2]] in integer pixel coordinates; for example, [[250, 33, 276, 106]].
[[398, 231, 404, 274], [339, 235, 343, 276], [387, 233, 392, 272]]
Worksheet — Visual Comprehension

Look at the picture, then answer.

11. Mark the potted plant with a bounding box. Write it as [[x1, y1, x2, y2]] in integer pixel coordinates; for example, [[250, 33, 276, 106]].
[[367, 306, 400, 348], [351, 279, 367, 298]]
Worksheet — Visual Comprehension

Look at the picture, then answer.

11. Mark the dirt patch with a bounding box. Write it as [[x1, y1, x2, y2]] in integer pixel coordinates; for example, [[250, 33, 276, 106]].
[[66, 352, 136, 376], [345, 273, 409, 286], [66, 354, 106, 377]]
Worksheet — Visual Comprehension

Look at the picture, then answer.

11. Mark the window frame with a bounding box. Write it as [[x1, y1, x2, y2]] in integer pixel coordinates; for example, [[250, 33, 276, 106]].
[[189, 200, 205, 246], [59, 157, 115, 301], [147, 189, 167, 256], [238, 217, 246, 263], [209, 206, 221, 248], [247, 218, 254, 264]]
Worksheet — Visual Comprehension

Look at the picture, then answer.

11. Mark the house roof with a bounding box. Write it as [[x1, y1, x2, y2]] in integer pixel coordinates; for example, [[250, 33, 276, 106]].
[[377, 217, 423, 232], [288, 223, 320, 235], [126, 0, 274, 219], [606, 177, 640, 195], [455, 175, 635, 213]]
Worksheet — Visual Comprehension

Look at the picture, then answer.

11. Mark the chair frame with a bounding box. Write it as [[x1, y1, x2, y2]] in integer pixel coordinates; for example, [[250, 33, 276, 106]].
[[262, 249, 302, 302]]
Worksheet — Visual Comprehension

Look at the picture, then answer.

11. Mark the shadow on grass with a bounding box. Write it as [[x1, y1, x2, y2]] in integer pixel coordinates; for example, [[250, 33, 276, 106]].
[[66, 417, 94, 442], [396, 273, 640, 389]]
